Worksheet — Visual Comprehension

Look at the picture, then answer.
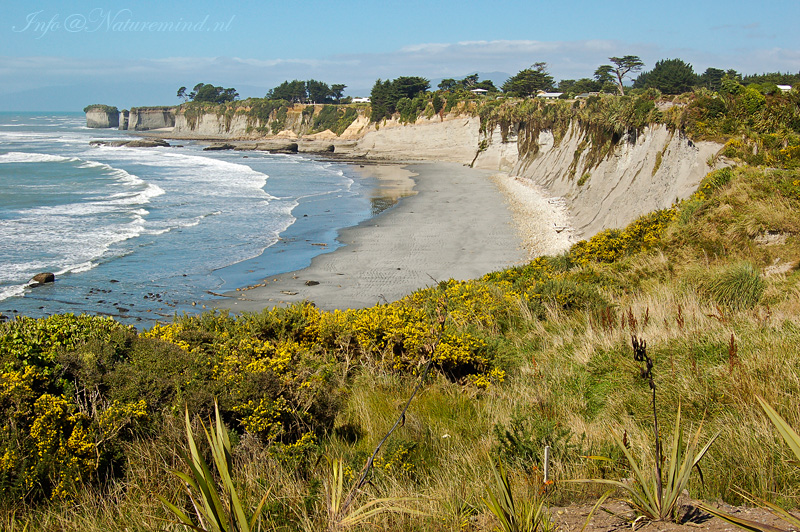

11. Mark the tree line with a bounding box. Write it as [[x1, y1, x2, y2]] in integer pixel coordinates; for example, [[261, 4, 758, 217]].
[[509, 57, 799, 98], [176, 59, 798, 109], [177, 80, 347, 105]]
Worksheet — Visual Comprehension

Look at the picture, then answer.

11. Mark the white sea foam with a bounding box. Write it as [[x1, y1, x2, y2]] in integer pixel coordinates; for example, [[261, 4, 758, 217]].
[[92, 147, 276, 200], [57, 261, 95, 275], [0, 284, 27, 302], [107, 183, 165, 205], [0, 151, 78, 163]]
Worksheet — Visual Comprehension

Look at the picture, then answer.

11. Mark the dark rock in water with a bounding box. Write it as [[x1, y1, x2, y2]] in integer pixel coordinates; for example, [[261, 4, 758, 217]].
[[297, 142, 336, 154], [271, 143, 299, 154], [0, 313, 8, 323], [305, 280, 320, 286], [126, 138, 170, 148], [29, 272, 55, 287], [32, 272, 55, 284], [89, 139, 170, 148], [203, 143, 236, 151]]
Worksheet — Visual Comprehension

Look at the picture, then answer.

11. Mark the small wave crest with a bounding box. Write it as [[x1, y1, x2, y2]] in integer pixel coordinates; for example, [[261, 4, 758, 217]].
[[0, 151, 78, 164], [0, 284, 27, 302]]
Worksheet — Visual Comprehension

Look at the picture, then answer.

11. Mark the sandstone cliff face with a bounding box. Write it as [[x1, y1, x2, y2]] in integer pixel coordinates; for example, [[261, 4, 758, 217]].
[[164, 102, 724, 239], [173, 113, 254, 138], [118, 110, 129, 130], [350, 115, 481, 163], [474, 123, 723, 238], [172, 105, 314, 138], [127, 108, 176, 131], [86, 109, 119, 128]]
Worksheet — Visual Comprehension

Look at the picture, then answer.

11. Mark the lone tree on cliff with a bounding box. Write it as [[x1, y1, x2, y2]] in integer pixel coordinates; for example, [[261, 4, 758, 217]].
[[596, 56, 645, 96], [634, 58, 697, 95], [331, 84, 347, 104]]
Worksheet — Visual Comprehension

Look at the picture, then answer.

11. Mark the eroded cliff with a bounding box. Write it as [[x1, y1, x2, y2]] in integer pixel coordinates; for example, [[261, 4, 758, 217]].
[[474, 122, 723, 238], [141, 99, 725, 239]]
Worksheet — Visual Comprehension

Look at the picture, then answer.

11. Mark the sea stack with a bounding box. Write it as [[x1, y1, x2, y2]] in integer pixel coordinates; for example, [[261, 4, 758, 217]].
[[85, 105, 120, 128]]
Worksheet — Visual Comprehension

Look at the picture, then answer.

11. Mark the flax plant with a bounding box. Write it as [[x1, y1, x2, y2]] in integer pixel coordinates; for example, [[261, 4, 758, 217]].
[[572, 338, 719, 522], [577, 404, 717, 521], [699, 396, 800, 532], [323, 457, 420, 531], [483, 460, 553, 532], [158, 403, 270, 532]]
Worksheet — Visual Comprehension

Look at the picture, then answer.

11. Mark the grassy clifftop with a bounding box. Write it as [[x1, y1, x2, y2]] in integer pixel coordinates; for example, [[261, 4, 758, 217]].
[[479, 87, 800, 170], [3, 94, 800, 530]]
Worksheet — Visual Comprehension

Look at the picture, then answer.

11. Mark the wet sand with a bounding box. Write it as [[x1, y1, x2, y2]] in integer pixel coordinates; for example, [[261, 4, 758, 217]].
[[214, 162, 528, 312]]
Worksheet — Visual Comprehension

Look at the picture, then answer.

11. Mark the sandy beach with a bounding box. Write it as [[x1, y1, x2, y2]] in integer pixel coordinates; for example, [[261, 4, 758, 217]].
[[215, 161, 558, 313]]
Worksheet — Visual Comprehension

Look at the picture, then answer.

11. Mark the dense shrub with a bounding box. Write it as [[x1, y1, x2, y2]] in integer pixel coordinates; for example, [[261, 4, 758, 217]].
[[569, 208, 677, 265], [312, 105, 358, 134], [0, 315, 144, 501]]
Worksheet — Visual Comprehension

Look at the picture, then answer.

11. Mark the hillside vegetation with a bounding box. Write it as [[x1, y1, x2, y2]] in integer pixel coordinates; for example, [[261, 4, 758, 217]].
[[3, 92, 800, 531]]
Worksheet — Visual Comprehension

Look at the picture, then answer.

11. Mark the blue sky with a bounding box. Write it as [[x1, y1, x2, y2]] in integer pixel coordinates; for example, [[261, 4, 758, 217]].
[[2, 0, 799, 110]]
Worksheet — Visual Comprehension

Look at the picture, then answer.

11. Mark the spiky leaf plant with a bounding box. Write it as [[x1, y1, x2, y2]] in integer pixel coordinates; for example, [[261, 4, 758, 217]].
[[575, 404, 717, 521], [571, 337, 719, 522], [324, 457, 421, 531], [483, 461, 553, 532], [699, 396, 800, 532], [158, 403, 270, 532]]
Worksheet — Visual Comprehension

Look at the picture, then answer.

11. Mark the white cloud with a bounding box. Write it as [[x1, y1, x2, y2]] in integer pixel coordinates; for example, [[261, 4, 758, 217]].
[[2, 38, 798, 101]]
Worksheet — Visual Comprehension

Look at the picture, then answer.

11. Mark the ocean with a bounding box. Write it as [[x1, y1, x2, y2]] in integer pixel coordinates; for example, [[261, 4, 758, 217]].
[[0, 112, 386, 326]]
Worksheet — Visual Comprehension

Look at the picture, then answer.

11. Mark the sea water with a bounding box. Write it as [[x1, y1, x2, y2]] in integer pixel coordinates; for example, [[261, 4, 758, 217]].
[[0, 112, 380, 325]]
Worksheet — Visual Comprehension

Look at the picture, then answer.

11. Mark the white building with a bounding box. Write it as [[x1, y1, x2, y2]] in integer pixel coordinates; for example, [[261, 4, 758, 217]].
[[536, 91, 563, 100]]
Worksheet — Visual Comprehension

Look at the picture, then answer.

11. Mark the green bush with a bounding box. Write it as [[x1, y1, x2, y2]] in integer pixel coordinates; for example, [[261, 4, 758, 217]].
[[83, 104, 119, 114], [432, 93, 444, 114], [492, 408, 582, 472]]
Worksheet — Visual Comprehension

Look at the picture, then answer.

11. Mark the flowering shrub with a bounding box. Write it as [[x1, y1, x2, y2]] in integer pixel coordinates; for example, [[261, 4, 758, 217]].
[[569, 208, 677, 266], [0, 314, 126, 365], [0, 315, 145, 501]]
